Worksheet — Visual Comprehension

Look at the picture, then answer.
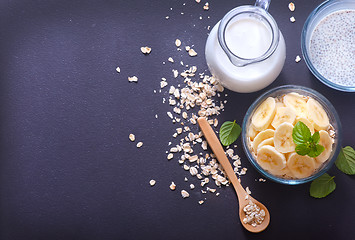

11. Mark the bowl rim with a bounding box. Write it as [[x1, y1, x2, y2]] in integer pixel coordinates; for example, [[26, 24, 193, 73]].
[[301, 0, 355, 92], [242, 85, 342, 185]]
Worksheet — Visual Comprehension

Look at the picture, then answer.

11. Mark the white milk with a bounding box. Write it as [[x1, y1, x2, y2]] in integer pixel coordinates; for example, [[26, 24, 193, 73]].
[[205, 17, 286, 93], [225, 18, 272, 59]]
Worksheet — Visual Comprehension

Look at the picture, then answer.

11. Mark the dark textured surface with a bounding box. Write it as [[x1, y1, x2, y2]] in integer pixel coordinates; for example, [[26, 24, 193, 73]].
[[0, 0, 354, 239]]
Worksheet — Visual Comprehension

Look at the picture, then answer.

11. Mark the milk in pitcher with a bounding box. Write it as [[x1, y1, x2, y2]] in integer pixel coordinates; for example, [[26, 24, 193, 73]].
[[205, 4, 286, 93]]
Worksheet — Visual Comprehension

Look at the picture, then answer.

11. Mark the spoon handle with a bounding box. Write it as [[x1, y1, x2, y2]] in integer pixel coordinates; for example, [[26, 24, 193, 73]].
[[197, 117, 247, 202]]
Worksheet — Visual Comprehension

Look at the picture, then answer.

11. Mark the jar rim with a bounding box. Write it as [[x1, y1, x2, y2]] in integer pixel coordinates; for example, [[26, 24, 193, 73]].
[[218, 5, 280, 67]]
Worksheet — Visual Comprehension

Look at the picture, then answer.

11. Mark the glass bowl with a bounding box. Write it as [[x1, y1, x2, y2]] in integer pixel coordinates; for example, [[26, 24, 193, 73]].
[[301, 0, 355, 92], [242, 85, 342, 185]]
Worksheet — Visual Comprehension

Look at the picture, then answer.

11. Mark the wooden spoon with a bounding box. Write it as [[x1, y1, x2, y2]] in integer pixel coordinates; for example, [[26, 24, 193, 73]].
[[197, 117, 270, 233]]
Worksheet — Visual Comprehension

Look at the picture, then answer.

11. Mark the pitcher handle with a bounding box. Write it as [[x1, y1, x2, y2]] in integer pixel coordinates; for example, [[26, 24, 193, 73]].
[[255, 0, 270, 11]]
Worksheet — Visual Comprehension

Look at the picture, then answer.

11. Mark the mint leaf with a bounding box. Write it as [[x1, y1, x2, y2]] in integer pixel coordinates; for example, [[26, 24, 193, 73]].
[[292, 121, 325, 158], [219, 120, 241, 146], [310, 173, 336, 198], [295, 144, 310, 156], [335, 146, 355, 175], [308, 144, 325, 158], [293, 121, 311, 145], [311, 131, 320, 144]]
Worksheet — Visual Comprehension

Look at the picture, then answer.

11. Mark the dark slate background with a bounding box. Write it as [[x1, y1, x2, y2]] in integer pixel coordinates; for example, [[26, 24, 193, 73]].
[[0, 0, 354, 239]]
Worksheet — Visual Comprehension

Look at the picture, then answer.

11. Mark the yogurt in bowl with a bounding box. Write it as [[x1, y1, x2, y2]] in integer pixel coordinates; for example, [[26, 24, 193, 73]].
[[301, 0, 355, 92]]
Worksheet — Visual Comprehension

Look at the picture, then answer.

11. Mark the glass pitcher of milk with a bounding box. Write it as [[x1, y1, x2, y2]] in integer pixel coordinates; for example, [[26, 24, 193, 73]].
[[205, 0, 286, 93]]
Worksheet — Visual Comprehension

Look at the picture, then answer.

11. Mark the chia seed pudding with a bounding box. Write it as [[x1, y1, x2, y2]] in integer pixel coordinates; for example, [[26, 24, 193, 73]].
[[309, 10, 355, 87]]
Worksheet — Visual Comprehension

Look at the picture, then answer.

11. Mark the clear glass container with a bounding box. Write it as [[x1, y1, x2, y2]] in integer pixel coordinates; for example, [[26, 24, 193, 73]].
[[242, 85, 342, 185], [301, 0, 355, 92]]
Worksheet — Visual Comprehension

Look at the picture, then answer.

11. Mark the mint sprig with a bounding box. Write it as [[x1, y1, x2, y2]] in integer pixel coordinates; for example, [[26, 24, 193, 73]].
[[292, 121, 324, 157], [219, 120, 241, 146]]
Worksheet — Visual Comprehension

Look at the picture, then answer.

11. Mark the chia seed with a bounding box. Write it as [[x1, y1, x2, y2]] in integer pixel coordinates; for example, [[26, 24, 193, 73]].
[[309, 10, 355, 87]]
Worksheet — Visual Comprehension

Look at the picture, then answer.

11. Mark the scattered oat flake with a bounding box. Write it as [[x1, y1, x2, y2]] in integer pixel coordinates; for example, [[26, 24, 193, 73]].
[[203, 2, 209, 10], [168, 57, 174, 63], [189, 155, 198, 162], [167, 111, 173, 119], [175, 39, 181, 47], [129, 134, 135, 142], [181, 190, 190, 198], [201, 141, 207, 150], [172, 69, 179, 78], [141, 46, 152, 54], [190, 184, 195, 189], [240, 167, 248, 175], [128, 76, 138, 82], [160, 81, 168, 88], [198, 200, 204, 205], [288, 2, 295, 11], [246, 187, 252, 195], [170, 182, 176, 190], [167, 153, 174, 160], [116, 67, 121, 73], [136, 142, 143, 148], [189, 166, 198, 176], [170, 147, 178, 153], [149, 179, 156, 186], [195, 0, 201, 3], [290, 16, 295, 22], [295, 55, 301, 62], [188, 49, 197, 57]]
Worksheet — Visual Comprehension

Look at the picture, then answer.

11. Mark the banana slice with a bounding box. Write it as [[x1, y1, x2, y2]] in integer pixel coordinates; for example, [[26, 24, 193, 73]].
[[252, 129, 275, 152], [257, 145, 286, 172], [275, 101, 286, 108], [268, 166, 293, 177], [258, 137, 274, 149], [247, 124, 259, 141], [315, 130, 333, 163], [295, 117, 314, 134], [287, 152, 316, 178], [283, 92, 308, 117], [252, 97, 276, 131], [274, 122, 296, 153], [306, 98, 330, 131], [271, 106, 296, 129]]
